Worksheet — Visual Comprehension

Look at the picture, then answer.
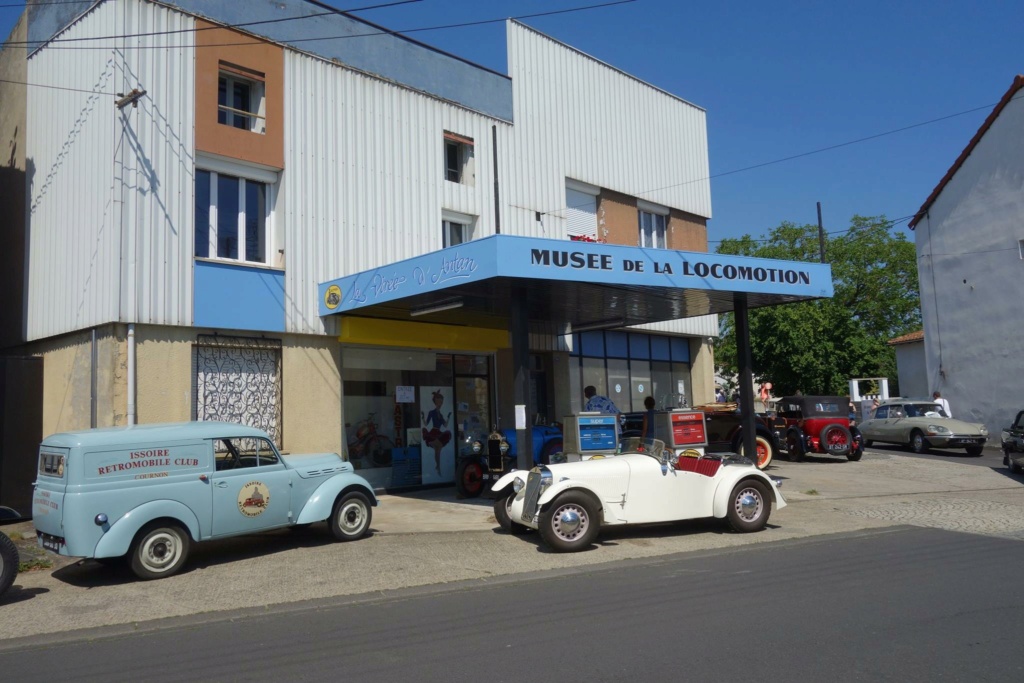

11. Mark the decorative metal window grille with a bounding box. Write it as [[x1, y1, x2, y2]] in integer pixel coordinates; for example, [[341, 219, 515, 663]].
[[194, 335, 282, 448]]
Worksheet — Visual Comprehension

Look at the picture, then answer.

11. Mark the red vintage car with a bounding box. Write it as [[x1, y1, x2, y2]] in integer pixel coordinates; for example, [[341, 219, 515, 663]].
[[772, 395, 863, 462]]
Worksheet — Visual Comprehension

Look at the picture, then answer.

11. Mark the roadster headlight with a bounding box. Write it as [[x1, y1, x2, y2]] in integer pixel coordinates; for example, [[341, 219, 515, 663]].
[[471, 440, 482, 454], [538, 467, 553, 495], [512, 476, 525, 493], [927, 425, 951, 435], [499, 440, 510, 455]]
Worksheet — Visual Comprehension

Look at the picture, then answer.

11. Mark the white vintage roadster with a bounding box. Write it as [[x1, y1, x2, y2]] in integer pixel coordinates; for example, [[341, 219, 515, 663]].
[[491, 440, 785, 552]]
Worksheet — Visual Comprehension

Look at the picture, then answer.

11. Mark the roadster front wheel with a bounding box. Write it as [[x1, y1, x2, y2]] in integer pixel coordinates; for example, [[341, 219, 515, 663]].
[[538, 491, 600, 552], [493, 490, 530, 535], [726, 480, 771, 533]]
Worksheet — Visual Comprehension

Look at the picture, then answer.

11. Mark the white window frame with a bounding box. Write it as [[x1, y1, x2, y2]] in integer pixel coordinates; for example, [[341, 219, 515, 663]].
[[196, 156, 278, 267], [442, 209, 476, 248], [638, 200, 669, 249], [218, 70, 267, 135]]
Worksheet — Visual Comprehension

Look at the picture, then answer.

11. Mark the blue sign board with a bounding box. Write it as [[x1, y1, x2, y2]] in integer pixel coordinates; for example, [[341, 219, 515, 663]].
[[578, 415, 618, 452], [318, 234, 834, 317]]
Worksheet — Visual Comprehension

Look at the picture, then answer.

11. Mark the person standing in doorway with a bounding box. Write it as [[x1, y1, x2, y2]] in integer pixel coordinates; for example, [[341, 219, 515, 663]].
[[641, 396, 657, 441], [933, 391, 952, 418], [584, 385, 620, 414]]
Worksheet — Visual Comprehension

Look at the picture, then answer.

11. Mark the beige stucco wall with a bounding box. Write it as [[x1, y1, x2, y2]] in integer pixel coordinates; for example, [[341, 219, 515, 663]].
[[134, 325, 195, 424], [281, 335, 343, 454], [29, 325, 127, 436]]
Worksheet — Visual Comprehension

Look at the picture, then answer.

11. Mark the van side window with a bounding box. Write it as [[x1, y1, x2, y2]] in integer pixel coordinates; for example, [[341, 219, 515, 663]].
[[216, 437, 279, 470]]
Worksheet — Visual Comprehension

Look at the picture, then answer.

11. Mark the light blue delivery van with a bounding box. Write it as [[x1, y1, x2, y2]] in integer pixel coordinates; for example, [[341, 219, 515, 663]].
[[33, 421, 377, 580]]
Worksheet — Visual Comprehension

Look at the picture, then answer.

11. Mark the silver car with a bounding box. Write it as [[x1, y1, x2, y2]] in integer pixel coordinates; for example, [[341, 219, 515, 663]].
[[859, 400, 988, 455]]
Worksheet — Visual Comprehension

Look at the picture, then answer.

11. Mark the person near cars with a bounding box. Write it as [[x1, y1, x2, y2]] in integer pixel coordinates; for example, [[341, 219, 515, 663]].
[[584, 385, 620, 414], [932, 391, 952, 418], [641, 396, 657, 440]]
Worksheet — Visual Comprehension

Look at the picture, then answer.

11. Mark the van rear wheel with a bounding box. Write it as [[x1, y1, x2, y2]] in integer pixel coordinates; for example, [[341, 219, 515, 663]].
[[129, 523, 190, 580]]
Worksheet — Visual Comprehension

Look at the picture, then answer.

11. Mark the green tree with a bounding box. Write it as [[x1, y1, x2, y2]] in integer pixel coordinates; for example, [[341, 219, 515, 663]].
[[715, 216, 919, 396]]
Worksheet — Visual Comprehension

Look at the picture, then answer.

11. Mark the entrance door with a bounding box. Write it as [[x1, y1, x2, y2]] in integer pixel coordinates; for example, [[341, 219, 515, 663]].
[[454, 356, 491, 443]]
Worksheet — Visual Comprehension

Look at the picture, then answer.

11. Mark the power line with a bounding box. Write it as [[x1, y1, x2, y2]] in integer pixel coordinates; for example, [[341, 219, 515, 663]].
[[708, 215, 917, 245], [4, 0, 636, 49], [0, 75, 113, 95], [1, 0, 423, 45]]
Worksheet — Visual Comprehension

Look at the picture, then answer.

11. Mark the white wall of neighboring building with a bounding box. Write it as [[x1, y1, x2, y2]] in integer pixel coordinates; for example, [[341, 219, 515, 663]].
[[893, 341, 927, 400], [914, 89, 1024, 436]]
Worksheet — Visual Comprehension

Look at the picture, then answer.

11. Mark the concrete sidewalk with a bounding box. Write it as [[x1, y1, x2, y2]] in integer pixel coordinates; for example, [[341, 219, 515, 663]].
[[1, 449, 1022, 646]]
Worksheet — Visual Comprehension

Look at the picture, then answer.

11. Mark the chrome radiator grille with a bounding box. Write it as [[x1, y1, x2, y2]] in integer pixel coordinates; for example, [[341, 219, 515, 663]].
[[521, 470, 543, 523]]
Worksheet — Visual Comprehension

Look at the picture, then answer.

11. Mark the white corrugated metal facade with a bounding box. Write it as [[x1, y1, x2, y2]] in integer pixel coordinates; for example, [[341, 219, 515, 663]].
[[26, 0, 195, 340], [24, 3, 716, 342]]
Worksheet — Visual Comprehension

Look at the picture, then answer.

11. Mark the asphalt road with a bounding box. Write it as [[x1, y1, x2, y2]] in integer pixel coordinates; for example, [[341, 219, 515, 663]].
[[865, 443, 1006, 469], [2, 526, 1022, 682]]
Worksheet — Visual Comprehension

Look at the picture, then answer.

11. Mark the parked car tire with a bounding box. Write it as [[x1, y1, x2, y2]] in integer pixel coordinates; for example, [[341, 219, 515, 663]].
[[965, 446, 984, 457], [538, 490, 601, 552], [330, 491, 372, 541], [910, 430, 929, 454], [726, 479, 771, 533], [129, 522, 190, 580], [539, 440, 563, 466], [864, 439, 874, 448], [819, 423, 853, 456], [786, 432, 804, 462], [493, 491, 530, 535], [737, 434, 773, 470], [847, 445, 863, 462], [0, 531, 19, 598], [1007, 451, 1022, 474], [455, 459, 485, 498]]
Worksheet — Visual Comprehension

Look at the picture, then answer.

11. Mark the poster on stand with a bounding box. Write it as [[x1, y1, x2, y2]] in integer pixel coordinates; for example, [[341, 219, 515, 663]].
[[420, 386, 455, 484]]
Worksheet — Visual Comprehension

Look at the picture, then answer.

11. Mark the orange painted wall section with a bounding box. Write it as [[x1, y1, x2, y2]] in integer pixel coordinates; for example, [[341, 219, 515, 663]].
[[598, 189, 639, 246], [194, 20, 284, 170], [667, 210, 708, 252]]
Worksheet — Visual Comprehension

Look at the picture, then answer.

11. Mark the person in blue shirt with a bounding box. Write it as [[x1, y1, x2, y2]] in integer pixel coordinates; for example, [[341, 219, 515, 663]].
[[584, 385, 620, 414]]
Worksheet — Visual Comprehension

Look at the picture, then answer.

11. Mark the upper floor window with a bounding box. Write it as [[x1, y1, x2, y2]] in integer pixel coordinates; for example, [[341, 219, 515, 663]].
[[195, 167, 272, 265], [218, 62, 266, 134], [565, 179, 599, 242], [444, 131, 475, 186], [442, 210, 476, 248], [638, 200, 669, 249]]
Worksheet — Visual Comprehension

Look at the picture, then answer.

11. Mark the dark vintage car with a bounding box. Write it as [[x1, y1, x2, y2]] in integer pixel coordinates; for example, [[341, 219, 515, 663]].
[[0, 531, 19, 598], [455, 425, 563, 498], [772, 395, 863, 461], [623, 408, 780, 470], [1001, 410, 1024, 473]]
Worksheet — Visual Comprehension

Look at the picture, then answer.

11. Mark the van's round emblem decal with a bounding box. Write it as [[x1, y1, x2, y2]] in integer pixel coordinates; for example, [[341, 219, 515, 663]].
[[324, 284, 342, 310], [238, 481, 270, 517]]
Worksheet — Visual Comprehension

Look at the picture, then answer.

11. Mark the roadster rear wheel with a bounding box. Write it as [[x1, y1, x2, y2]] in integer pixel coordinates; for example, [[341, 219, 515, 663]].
[[726, 480, 771, 533], [538, 491, 600, 552]]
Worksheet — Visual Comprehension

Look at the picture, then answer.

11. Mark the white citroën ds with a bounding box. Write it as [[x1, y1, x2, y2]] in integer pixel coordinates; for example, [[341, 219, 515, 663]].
[[491, 439, 785, 552]]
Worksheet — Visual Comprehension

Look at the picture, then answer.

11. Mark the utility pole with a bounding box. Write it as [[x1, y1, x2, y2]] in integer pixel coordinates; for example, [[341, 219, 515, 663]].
[[816, 202, 826, 263]]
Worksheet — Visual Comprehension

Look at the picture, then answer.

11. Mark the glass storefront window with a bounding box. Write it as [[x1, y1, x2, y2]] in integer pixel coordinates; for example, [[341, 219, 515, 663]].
[[581, 357, 607, 410], [606, 358, 630, 413], [651, 361, 673, 409], [671, 362, 693, 408], [630, 360, 652, 412]]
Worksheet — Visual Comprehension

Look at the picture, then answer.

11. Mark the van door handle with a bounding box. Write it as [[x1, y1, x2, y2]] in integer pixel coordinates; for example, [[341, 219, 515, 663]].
[[215, 481, 228, 488]]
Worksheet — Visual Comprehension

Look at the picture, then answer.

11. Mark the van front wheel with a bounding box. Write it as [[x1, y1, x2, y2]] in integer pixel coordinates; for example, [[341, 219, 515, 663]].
[[129, 523, 190, 580]]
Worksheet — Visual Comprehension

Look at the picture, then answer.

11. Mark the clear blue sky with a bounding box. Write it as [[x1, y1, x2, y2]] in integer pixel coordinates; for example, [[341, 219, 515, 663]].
[[3, 0, 1022, 244]]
